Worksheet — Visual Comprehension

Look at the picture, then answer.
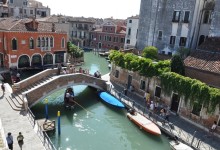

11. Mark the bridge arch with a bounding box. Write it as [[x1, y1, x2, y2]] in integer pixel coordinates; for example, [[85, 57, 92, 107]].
[[22, 73, 107, 107]]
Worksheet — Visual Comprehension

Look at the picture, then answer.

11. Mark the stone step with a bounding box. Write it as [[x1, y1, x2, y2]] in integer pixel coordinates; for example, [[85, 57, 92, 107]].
[[5, 96, 24, 111]]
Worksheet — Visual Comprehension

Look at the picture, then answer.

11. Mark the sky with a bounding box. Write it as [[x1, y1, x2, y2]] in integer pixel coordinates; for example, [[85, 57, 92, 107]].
[[37, 0, 141, 19]]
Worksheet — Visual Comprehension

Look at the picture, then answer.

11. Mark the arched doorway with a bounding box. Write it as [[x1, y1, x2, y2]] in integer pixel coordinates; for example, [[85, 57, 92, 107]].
[[31, 54, 42, 68], [198, 35, 205, 46], [43, 53, 53, 66], [18, 55, 30, 68]]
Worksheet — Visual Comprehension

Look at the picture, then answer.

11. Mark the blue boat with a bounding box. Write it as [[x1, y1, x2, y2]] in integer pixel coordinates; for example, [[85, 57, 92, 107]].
[[98, 92, 125, 108]]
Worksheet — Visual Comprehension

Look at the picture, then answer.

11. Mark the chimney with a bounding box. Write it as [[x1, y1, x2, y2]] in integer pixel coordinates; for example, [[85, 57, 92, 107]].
[[52, 23, 55, 32]]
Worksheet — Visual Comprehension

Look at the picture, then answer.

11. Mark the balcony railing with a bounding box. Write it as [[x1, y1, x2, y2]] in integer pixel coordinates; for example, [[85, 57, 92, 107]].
[[41, 47, 51, 51]]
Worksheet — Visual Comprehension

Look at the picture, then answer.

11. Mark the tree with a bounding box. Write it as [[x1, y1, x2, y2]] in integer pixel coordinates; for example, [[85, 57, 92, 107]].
[[67, 42, 83, 63], [177, 47, 190, 59], [171, 55, 185, 75], [142, 46, 158, 60]]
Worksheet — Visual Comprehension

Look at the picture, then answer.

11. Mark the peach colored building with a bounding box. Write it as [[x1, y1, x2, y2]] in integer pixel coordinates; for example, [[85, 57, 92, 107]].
[[0, 18, 67, 69]]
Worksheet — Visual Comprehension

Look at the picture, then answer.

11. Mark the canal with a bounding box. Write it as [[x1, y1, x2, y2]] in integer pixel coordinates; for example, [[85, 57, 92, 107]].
[[31, 52, 170, 150]]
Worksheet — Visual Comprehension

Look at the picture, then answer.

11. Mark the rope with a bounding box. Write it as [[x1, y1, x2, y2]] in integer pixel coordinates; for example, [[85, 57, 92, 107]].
[[73, 100, 94, 114]]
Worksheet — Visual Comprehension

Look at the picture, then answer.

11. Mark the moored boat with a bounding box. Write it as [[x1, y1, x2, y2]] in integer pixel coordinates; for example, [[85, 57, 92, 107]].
[[98, 91, 125, 108], [127, 111, 161, 136]]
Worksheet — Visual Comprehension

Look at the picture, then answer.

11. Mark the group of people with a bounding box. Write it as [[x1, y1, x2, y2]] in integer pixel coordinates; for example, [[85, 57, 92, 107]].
[[94, 70, 101, 78], [6, 132, 24, 150]]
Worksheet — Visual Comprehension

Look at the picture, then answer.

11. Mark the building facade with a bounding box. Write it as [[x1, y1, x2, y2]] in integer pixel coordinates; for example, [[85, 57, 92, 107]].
[[0, 18, 67, 69], [110, 64, 220, 135], [0, 0, 8, 17], [68, 17, 95, 48], [124, 15, 139, 49], [8, 0, 50, 18], [137, 0, 216, 54], [90, 21, 126, 50]]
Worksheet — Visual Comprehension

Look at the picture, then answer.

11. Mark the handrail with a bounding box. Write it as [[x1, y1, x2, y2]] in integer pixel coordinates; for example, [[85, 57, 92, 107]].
[[26, 107, 57, 150], [109, 86, 215, 150]]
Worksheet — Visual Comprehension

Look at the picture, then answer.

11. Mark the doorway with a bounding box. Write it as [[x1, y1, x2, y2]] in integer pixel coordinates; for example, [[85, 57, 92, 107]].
[[170, 93, 180, 113], [127, 75, 132, 89]]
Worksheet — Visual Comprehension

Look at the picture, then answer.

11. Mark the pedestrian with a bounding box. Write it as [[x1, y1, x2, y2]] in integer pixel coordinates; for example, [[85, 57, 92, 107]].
[[165, 108, 170, 122], [17, 132, 24, 150], [6, 132, 13, 150], [1, 82, 5, 93], [57, 63, 62, 75], [210, 121, 217, 133]]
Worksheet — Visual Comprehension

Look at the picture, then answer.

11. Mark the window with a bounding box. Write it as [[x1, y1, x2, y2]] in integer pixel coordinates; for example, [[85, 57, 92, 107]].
[[19, 8, 22, 14], [50, 37, 54, 47], [170, 36, 176, 45], [99, 35, 102, 41], [115, 37, 118, 42], [115, 70, 119, 78], [172, 11, 181, 22], [29, 38, 34, 49], [10, 0, 13, 3], [192, 102, 202, 116], [203, 11, 211, 24], [30, 10, 33, 14], [109, 36, 111, 41], [104, 36, 107, 41], [45, 37, 48, 47], [179, 37, 187, 46], [155, 86, 161, 98], [158, 31, 162, 40], [37, 37, 40, 47], [128, 28, 131, 35], [12, 38, 17, 50], [120, 38, 125, 43], [183, 11, 190, 23], [24, 9, 26, 14], [140, 80, 145, 90], [41, 37, 45, 47], [61, 38, 65, 48], [129, 20, 132, 23], [126, 39, 130, 44]]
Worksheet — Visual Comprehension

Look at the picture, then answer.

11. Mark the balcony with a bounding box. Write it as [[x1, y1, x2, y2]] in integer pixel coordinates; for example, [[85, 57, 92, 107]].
[[41, 47, 51, 51]]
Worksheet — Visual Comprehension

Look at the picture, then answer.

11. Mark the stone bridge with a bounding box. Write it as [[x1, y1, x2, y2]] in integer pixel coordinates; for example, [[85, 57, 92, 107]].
[[11, 69, 108, 108]]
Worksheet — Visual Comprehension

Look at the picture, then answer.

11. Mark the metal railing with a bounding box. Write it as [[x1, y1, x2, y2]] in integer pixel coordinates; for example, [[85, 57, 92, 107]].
[[108, 86, 216, 150], [27, 107, 57, 150]]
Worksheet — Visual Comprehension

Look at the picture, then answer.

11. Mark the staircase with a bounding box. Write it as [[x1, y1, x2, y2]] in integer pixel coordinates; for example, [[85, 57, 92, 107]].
[[6, 75, 55, 111]]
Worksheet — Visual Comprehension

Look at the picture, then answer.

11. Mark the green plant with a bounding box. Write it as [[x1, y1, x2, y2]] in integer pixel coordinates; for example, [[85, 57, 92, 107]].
[[171, 55, 185, 75], [142, 46, 158, 60]]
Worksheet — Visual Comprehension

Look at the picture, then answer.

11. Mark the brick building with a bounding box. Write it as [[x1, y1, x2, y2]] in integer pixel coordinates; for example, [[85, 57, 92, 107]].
[[0, 18, 67, 69], [184, 37, 220, 88], [90, 20, 126, 51]]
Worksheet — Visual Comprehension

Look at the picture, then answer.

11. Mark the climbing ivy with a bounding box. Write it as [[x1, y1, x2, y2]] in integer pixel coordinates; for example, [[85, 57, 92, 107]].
[[160, 72, 220, 113], [109, 50, 220, 113]]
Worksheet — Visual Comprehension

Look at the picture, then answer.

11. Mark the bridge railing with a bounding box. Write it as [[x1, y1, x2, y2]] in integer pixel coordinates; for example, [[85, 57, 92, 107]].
[[26, 107, 57, 150], [108, 86, 215, 150]]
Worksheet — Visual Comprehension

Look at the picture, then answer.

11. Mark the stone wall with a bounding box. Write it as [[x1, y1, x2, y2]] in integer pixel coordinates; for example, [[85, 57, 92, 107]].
[[24, 73, 107, 106], [185, 66, 220, 88], [110, 65, 220, 132]]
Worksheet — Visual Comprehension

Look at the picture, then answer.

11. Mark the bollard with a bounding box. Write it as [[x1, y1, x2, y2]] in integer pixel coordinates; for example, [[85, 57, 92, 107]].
[[57, 111, 61, 136], [45, 99, 48, 120]]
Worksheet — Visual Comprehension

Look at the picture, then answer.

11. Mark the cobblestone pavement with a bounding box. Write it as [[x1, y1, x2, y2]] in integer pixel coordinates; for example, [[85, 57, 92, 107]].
[[111, 82, 220, 150], [0, 84, 45, 150]]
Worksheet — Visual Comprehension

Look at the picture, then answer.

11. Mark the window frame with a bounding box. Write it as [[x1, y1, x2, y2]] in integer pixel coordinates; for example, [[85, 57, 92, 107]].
[[179, 37, 187, 47], [172, 11, 181, 22], [29, 37, 34, 49], [11, 38, 17, 50]]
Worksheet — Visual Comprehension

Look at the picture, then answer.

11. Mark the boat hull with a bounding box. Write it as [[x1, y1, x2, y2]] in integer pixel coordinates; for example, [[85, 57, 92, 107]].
[[98, 92, 125, 108], [127, 112, 161, 136]]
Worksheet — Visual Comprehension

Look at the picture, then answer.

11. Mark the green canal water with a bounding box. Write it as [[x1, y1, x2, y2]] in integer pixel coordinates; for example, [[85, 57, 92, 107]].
[[31, 52, 170, 150]]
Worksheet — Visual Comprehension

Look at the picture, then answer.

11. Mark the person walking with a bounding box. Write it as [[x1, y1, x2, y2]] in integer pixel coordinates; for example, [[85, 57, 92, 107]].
[[6, 132, 13, 150], [1, 82, 5, 93], [17, 132, 24, 150]]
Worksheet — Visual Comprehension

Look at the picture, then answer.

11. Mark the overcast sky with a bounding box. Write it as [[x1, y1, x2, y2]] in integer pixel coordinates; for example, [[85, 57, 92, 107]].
[[37, 0, 141, 19]]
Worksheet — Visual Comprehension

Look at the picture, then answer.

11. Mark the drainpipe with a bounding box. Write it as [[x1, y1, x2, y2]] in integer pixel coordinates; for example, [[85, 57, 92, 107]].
[[152, 0, 160, 46]]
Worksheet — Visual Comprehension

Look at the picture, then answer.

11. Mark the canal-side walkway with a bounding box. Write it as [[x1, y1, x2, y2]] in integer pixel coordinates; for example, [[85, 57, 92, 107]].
[[0, 84, 45, 150], [102, 73, 220, 150]]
